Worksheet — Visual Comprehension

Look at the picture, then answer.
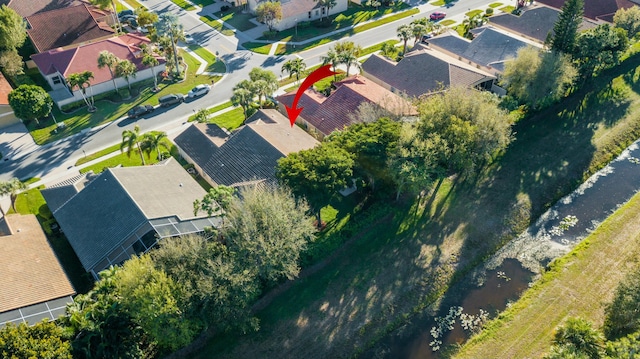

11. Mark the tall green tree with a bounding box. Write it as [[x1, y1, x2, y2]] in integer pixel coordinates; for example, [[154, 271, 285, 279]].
[[276, 143, 354, 227], [156, 14, 183, 77], [0, 320, 72, 359], [121, 125, 146, 165], [613, 6, 640, 38], [142, 54, 159, 90], [397, 24, 413, 54], [67, 71, 96, 111], [136, 8, 159, 30], [115, 59, 137, 93], [604, 267, 640, 339], [140, 131, 168, 160], [97, 51, 120, 94], [224, 185, 315, 284], [321, 49, 341, 81], [151, 235, 260, 332], [231, 80, 255, 119], [256, 1, 282, 32], [501, 46, 576, 109], [0, 178, 27, 216], [573, 24, 628, 79], [193, 184, 235, 217], [89, 0, 122, 33], [8, 84, 53, 126], [0, 5, 27, 51], [248, 67, 278, 104], [282, 58, 307, 83], [0, 49, 23, 77], [411, 22, 428, 44], [549, 0, 584, 55], [330, 41, 362, 77], [546, 317, 604, 359], [380, 41, 398, 59]]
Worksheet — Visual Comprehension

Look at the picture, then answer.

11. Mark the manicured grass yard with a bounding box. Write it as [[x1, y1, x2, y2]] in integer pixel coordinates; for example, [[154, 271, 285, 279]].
[[489, 2, 503, 8], [187, 101, 234, 122], [28, 50, 221, 145], [192, 0, 215, 6], [214, 10, 257, 31], [241, 42, 273, 55], [79, 137, 175, 174], [207, 107, 245, 130], [456, 191, 640, 358], [75, 143, 121, 166], [465, 9, 484, 18], [500, 5, 515, 13], [171, 0, 196, 11], [440, 19, 456, 26], [193, 52, 640, 358], [188, 44, 227, 73]]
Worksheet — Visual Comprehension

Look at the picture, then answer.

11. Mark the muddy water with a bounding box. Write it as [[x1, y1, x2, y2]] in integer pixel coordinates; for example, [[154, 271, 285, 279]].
[[372, 140, 640, 359]]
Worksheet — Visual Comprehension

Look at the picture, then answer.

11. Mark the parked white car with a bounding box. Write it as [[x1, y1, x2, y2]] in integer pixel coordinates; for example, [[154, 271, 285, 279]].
[[184, 33, 195, 44], [187, 84, 210, 98]]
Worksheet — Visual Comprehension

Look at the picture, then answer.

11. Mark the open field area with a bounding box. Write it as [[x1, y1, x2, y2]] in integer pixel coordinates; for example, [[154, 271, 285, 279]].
[[190, 52, 640, 359], [455, 191, 640, 358]]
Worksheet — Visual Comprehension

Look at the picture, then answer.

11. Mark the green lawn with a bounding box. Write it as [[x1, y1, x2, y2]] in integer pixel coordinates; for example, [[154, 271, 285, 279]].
[[489, 2, 503, 8], [119, 0, 145, 10], [191, 0, 215, 6], [28, 50, 220, 145], [9, 187, 94, 293], [208, 107, 245, 130], [456, 191, 640, 358], [500, 5, 515, 13], [440, 19, 456, 26], [200, 15, 226, 33], [80, 137, 174, 174], [465, 9, 484, 18], [188, 44, 227, 73], [360, 39, 399, 57], [193, 52, 640, 358], [188, 101, 234, 122], [170, 0, 196, 11], [215, 11, 257, 31], [75, 143, 121, 166], [241, 42, 273, 55], [430, 0, 445, 5]]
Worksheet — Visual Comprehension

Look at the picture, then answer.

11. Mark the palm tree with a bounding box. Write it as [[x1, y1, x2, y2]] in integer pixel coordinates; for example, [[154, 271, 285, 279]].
[[412, 23, 427, 45], [115, 59, 137, 93], [157, 14, 184, 77], [321, 49, 340, 82], [340, 51, 361, 77], [314, 0, 337, 21], [380, 42, 397, 59], [0, 178, 27, 216], [97, 51, 120, 94], [140, 132, 168, 160], [231, 82, 255, 120], [89, 0, 121, 33], [142, 54, 159, 91], [67, 71, 96, 111], [281, 58, 307, 84], [121, 125, 145, 165], [397, 24, 413, 54]]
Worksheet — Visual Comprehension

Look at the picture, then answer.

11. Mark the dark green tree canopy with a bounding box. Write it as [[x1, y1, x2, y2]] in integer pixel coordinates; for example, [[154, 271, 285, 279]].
[[574, 24, 628, 79], [0, 5, 26, 51], [0, 320, 72, 359], [549, 0, 584, 55], [8, 84, 53, 124]]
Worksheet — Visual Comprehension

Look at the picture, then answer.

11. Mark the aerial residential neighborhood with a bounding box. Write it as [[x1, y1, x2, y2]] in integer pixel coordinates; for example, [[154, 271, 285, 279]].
[[1, 0, 640, 357]]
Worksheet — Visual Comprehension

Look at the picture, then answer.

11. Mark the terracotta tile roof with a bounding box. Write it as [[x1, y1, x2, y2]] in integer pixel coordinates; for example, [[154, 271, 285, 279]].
[[536, 0, 636, 22], [362, 48, 496, 98], [0, 215, 75, 313], [6, 0, 89, 18], [26, 4, 115, 53], [277, 76, 415, 136], [0, 72, 12, 105], [31, 34, 164, 86]]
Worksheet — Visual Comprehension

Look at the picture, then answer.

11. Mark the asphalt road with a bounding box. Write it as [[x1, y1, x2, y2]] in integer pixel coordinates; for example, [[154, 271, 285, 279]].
[[0, 0, 497, 182]]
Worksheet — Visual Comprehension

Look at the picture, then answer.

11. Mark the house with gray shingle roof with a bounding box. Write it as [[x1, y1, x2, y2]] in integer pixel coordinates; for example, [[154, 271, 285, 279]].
[[41, 158, 220, 279], [425, 26, 538, 73], [174, 109, 319, 188], [536, 0, 636, 23], [489, 5, 598, 43], [362, 44, 496, 98], [0, 214, 75, 328], [247, 0, 348, 31]]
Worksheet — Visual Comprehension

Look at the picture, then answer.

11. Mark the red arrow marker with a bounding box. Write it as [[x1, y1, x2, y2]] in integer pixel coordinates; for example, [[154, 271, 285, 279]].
[[285, 64, 338, 127]]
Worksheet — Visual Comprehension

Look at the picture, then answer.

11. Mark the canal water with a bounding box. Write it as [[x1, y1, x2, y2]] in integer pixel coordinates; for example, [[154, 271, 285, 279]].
[[372, 139, 640, 358]]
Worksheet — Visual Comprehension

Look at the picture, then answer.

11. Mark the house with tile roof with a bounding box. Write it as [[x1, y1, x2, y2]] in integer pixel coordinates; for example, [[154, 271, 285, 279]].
[[1, 0, 91, 18], [361, 44, 496, 99], [536, 0, 637, 23], [41, 158, 220, 279], [489, 5, 598, 43], [0, 72, 19, 129], [31, 33, 165, 108], [26, 3, 115, 53], [277, 75, 416, 138], [247, 0, 348, 31], [0, 214, 75, 328], [425, 26, 540, 73], [174, 109, 319, 188]]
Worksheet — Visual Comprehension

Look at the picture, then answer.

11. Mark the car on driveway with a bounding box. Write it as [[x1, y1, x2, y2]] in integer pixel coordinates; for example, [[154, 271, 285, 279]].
[[430, 12, 446, 20], [127, 105, 155, 118], [184, 33, 195, 44], [158, 93, 184, 107], [118, 9, 134, 19], [187, 84, 210, 98]]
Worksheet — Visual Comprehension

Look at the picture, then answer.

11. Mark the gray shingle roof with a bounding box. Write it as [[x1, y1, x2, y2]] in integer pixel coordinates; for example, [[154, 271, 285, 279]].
[[362, 48, 495, 98], [427, 27, 531, 72], [52, 170, 148, 271], [176, 110, 318, 187], [48, 159, 207, 271]]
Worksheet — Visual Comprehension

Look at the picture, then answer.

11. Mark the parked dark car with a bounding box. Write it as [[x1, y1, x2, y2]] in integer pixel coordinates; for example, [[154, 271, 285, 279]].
[[118, 9, 134, 19], [127, 105, 155, 118], [158, 93, 185, 107], [430, 12, 446, 20]]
